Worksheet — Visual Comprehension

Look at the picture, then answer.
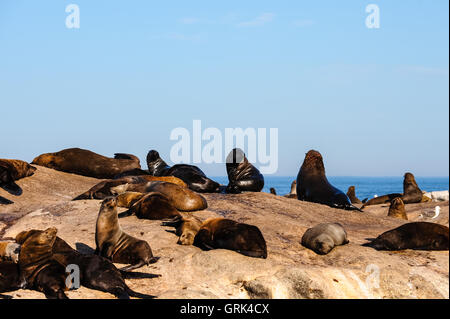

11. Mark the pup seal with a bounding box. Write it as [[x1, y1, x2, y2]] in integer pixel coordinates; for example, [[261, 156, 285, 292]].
[[388, 198, 408, 220], [284, 181, 297, 199], [0, 261, 25, 293], [225, 148, 264, 194], [146, 150, 220, 193], [95, 197, 158, 271], [363, 222, 449, 251], [301, 223, 349, 255], [118, 192, 182, 220], [193, 218, 267, 258], [0, 242, 21, 263], [346, 186, 362, 204], [0, 159, 36, 194], [111, 181, 208, 212], [296, 150, 361, 211], [73, 175, 187, 200], [31, 148, 141, 179], [15, 227, 68, 299], [161, 215, 203, 245]]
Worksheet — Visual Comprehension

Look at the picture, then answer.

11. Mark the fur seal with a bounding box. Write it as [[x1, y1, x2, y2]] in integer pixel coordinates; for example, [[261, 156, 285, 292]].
[[363, 222, 449, 251], [421, 195, 432, 203], [0, 242, 20, 263], [95, 197, 158, 271], [146, 150, 220, 193], [118, 192, 182, 220], [361, 172, 423, 208], [270, 188, 277, 195], [296, 150, 361, 211], [225, 148, 264, 194], [284, 181, 297, 199], [161, 215, 203, 245], [388, 198, 408, 220], [111, 181, 208, 212], [73, 175, 187, 200], [193, 218, 267, 258], [0, 159, 36, 195], [301, 223, 349, 255], [31, 148, 141, 179], [15, 227, 68, 299], [116, 192, 145, 208], [346, 186, 362, 204], [0, 261, 25, 293]]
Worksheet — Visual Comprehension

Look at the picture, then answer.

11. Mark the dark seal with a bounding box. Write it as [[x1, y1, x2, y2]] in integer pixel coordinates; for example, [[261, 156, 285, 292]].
[[31, 148, 141, 179], [363, 222, 449, 251], [296, 150, 361, 211], [346, 186, 362, 204], [225, 148, 264, 194], [146, 150, 220, 193], [118, 192, 182, 220], [0, 159, 36, 195]]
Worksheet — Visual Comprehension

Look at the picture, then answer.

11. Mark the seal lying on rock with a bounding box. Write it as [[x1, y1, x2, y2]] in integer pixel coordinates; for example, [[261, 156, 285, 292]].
[[225, 148, 264, 194], [0, 242, 20, 263], [0, 261, 25, 293], [31, 148, 141, 179], [161, 215, 203, 245], [301, 223, 349, 255], [296, 150, 361, 211], [361, 173, 423, 208], [95, 197, 158, 271], [118, 192, 182, 220], [363, 222, 449, 251], [346, 186, 362, 204], [0, 159, 36, 195], [73, 175, 187, 200], [388, 198, 408, 220], [193, 218, 267, 258], [15, 227, 68, 299], [146, 150, 220, 193]]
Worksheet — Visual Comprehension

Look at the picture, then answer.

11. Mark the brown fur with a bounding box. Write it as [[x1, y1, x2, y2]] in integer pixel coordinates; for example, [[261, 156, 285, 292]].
[[0, 241, 20, 263], [388, 198, 408, 220], [116, 192, 145, 208], [123, 192, 182, 220], [346, 186, 362, 204], [420, 195, 432, 203], [0, 159, 36, 182], [161, 215, 203, 245]]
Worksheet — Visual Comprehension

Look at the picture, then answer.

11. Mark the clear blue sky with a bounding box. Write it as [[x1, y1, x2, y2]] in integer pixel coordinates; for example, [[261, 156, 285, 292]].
[[0, 1, 448, 177]]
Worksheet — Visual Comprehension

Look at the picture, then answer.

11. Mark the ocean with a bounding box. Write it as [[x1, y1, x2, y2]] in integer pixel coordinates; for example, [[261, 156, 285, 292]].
[[212, 176, 449, 200]]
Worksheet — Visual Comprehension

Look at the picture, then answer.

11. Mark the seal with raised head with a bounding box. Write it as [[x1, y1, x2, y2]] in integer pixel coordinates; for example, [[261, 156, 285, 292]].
[[0, 159, 36, 194], [161, 215, 203, 245], [301, 223, 349, 255], [296, 150, 361, 211], [111, 181, 208, 212], [388, 198, 408, 220], [31, 148, 141, 179], [193, 218, 267, 258], [346, 186, 362, 204], [225, 148, 264, 194], [95, 197, 158, 271], [0, 261, 25, 293], [0, 241, 20, 263], [118, 192, 182, 220], [363, 222, 449, 251], [146, 150, 220, 193], [284, 181, 297, 199], [15, 227, 68, 299]]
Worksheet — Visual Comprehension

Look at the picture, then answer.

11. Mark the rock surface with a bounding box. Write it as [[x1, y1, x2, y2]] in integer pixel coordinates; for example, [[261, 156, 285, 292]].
[[0, 166, 448, 299]]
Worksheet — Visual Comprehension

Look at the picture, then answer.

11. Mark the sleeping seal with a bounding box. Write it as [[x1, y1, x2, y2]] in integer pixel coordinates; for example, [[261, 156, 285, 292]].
[[301, 223, 349, 255], [161, 215, 203, 245]]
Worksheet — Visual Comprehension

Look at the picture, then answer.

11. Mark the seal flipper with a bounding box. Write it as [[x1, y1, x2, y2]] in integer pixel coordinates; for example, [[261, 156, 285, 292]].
[[118, 210, 134, 218], [0, 196, 13, 205], [119, 261, 147, 272], [125, 287, 156, 299]]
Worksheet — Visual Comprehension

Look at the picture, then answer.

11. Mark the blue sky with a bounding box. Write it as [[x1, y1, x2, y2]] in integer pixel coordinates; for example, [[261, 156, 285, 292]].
[[0, 1, 448, 177]]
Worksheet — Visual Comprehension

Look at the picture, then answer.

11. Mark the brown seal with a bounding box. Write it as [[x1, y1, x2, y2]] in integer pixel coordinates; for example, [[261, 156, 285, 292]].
[[0, 159, 36, 195], [95, 197, 158, 271], [116, 192, 145, 208], [301, 223, 349, 255], [0, 241, 20, 263], [420, 195, 432, 203], [0, 261, 25, 293], [118, 192, 182, 220], [111, 181, 208, 212], [161, 215, 203, 245], [363, 222, 449, 251], [387, 198, 408, 220], [346, 186, 362, 204], [73, 175, 187, 200], [31, 148, 141, 179], [225, 148, 264, 194], [284, 181, 297, 199], [296, 150, 361, 211], [193, 218, 267, 258], [15, 227, 68, 299]]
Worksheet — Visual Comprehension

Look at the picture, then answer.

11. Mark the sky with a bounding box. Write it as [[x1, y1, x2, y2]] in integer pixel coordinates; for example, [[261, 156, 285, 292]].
[[0, 1, 448, 177]]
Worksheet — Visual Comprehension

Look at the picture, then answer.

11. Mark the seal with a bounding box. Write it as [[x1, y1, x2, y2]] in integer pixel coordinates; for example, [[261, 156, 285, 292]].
[[301, 223, 349, 255], [0, 261, 25, 294], [296, 150, 361, 211], [95, 197, 158, 271], [270, 188, 277, 195], [0, 242, 21, 263], [387, 198, 408, 220], [193, 218, 267, 258], [363, 222, 449, 251], [161, 215, 203, 245], [116, 192, 145, 208], [361, 172, 423, 208], [284, 181, 297, 199], [118, 192, 182, 220], [73, 175, 187, 200], [31, 148, 141, 179], [225, 148, 264, 194], [346, 186, 362, 204], [420, 194, 432, 203], [0, 159, 36, 194], [0, 196, 13, 205], [111, 181, 208, 212], [146, 150, 220, 193], [15, 227, 68, 299]]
